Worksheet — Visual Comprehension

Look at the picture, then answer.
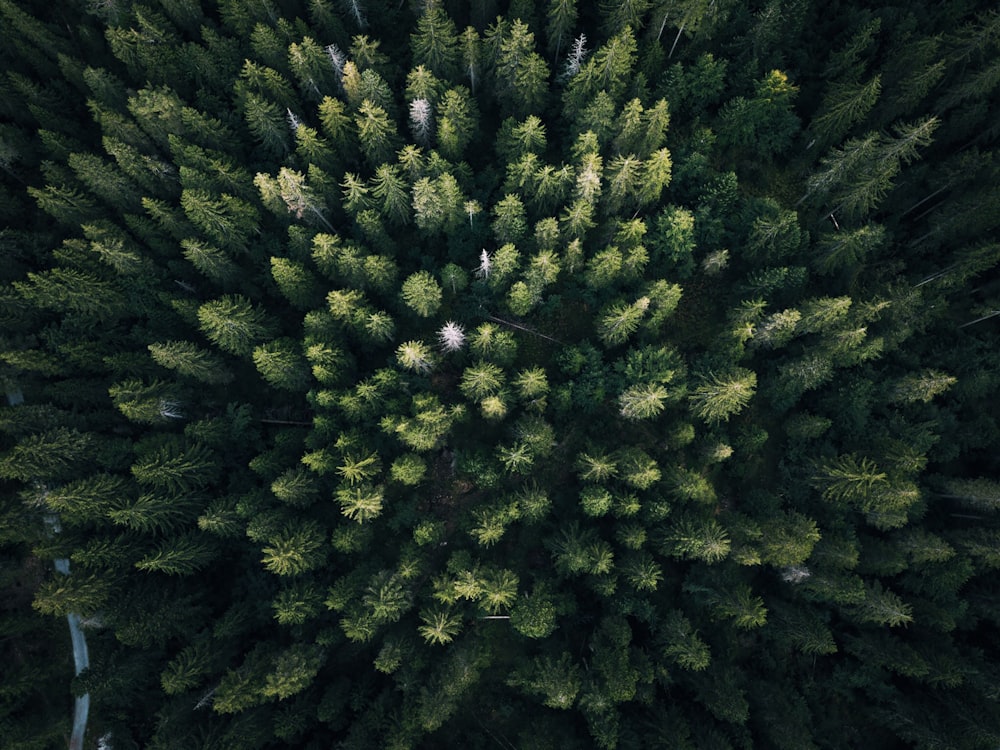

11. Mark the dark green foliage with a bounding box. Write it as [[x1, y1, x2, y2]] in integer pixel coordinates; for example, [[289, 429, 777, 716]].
[[2, 1, 999, 748]]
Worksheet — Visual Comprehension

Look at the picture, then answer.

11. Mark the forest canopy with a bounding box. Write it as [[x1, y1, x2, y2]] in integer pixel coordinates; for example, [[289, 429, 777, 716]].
[[1, 0, 1000, 748]]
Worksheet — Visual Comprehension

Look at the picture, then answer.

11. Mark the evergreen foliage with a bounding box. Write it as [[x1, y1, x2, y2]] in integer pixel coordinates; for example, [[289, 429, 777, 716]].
[[2, 1, 1000, 748]]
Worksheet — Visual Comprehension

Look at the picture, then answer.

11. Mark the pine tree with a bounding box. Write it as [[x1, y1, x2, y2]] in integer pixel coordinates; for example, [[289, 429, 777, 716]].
[[492, 19, 551, 117], [411, 6, 460, 80], [492, 193, 528, 245], [689, 369, 757, 424], [546, 0, 578, 60], [148, 341, 234, 384], [108, 490, 200, 534], [288, 36, 338, 101], [108, 378, 185, 423], [658, 610, 711, 671], [13, 268, 125, 320], [618, 383, 669, 420], [563, 27, 637, 115], [261, 520, 327, 575], [509, 585, 558, 638], [131, 439, 216, 494], [0, 428, 95, 482], [400, 271, 443, 317], [418, 607, 462, 645], [370, 163, 411, 225], [335, 483, 384, 523], [810, 76, 882, 145], [355, 99, 399, 166], [270, 256, 322, 309], [717, 69, 799, 158], [460, 362, 505, 401], [814, 454, 889, 506], [393, 340, 434, 374], [253, 339, 310, 391], [135, 532, 215, 575], [888, 370, 956, 404], [510, 652, 582, 709], [255, 167, 334, 230], [262, 643, 325, 699], [436, 87, 477, 161], [197, 295, 275, 357], [412, 172, 464, 235], [180, 189, 259, 251]]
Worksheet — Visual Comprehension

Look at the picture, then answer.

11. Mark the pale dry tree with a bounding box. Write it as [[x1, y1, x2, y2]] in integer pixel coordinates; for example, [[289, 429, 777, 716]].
[[325, 44, 346, 85], [475, 249, 492, 279], [409, 98, 433, 146], [562, 34, 588, 79], [438, 321, 466, 352], [781, 566, 812, 584]]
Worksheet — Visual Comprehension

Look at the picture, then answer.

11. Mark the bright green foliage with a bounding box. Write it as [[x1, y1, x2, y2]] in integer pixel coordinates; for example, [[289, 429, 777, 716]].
[[618, 383, 670, 420], [355, 99, 400, 165], [815, 454, 889, 505], [460, 362, 505, 401], [271, 467, 320, 507], [665, 515, 731, 563], [396, 340, 435, 373], [418, 607, 462, 645], [261, 521, 327, 575], [436, 87, 477, 160], [273, 581, 324, 625], [382, 394, 456, 451], [262, 644, 325, 699], [510, 587, 558, 638], [412, 172, 464, 234], [577, 452, 618, 482], [255, 167, 332, 229], [597, 297, 649, 346], [197, 295, 275, 356], [889, 369, 956, 404], [689, 369, 757, 424], [390, 454, 427, 485], [400, 270, 443, 317], [564, 27, 637, 115]]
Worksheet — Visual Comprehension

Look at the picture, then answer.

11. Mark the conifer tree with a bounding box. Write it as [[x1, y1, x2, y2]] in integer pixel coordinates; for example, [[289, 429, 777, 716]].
[[689, 369, 757, 424], [197, 295, 275, 357], [411, 6, 460, 81]]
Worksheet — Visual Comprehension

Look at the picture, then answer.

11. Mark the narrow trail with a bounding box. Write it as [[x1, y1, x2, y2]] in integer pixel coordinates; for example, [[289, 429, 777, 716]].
[[5, 388, 90, 750]]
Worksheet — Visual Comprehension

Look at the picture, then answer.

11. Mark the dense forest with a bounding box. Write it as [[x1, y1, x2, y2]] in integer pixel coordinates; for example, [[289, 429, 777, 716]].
[[1, 0, 999, 747]]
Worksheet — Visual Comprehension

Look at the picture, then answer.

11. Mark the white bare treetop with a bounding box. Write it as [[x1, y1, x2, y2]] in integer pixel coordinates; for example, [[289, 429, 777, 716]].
[[563, 34, 588, 79], [475, 249, 492, 279], [438, 321, 466, 352], [409, 98, 433, 146]]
